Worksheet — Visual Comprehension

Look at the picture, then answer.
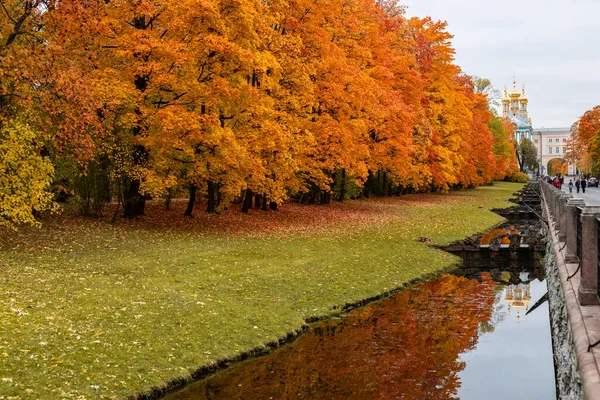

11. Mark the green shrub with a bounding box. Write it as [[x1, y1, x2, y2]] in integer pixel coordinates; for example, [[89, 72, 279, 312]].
[[505, 171, 529, 183]]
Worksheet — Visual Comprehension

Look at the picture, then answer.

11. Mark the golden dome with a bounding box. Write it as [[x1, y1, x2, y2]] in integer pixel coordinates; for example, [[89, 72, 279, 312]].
[[509, 82, 521, 99], [502, 86, 510, 103], [519, 85, 528, 102]]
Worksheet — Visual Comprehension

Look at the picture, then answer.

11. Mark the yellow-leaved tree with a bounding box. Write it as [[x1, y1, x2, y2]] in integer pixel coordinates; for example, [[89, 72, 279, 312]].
[[0, 120, 55, 228]]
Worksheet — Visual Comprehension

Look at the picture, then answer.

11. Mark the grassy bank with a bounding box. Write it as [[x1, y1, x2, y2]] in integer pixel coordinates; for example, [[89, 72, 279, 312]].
[[0, 182, 523, 399]]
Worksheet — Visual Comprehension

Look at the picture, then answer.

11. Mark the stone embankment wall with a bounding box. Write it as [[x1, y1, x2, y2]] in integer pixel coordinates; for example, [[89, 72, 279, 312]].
[[543, 217, 582, 399], [539, 180, 583, 399]]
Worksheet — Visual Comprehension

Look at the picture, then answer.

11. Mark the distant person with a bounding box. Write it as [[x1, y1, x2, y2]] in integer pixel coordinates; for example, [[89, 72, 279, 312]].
[[576, 178, 581, 193], [582, 178, 587, 193], [553, 176, 561, 189], [568, 179, 573, 193]]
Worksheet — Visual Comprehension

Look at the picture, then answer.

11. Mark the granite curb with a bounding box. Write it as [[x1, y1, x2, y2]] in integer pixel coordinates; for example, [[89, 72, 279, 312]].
[[543, 186, 600, 399]]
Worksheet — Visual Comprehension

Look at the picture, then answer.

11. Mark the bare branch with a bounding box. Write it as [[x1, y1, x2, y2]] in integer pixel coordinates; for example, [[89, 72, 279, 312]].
[[0, 0, 17, 24]]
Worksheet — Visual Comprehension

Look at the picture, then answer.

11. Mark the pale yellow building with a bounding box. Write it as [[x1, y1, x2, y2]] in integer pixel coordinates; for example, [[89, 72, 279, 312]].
[[531, 128, 575, 176]]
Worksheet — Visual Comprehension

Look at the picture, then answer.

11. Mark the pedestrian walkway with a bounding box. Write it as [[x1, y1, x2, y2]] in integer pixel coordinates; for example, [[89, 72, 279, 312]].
[[556, 177, 600, 205]]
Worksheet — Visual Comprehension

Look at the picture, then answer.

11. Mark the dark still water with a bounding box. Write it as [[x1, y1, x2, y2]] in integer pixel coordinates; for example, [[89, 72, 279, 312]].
[[165, 271, 555, 400]]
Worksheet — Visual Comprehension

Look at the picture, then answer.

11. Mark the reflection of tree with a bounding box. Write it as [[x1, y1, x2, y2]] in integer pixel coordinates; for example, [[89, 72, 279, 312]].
[[478, 289, 507, 335], [169, 275, 497, 400]]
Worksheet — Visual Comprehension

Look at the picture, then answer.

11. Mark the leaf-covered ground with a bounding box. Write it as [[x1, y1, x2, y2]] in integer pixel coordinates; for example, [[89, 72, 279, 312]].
[[0, 182, 523, 399]]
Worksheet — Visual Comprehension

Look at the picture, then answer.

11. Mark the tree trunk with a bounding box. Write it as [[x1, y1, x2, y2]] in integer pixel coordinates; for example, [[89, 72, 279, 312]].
[[242, 189, 253, 213], [382, 171, 388, 196], [207, 181, 215, 213], [216, 183, 222, 208], [111, 179, 123, 224], [124, 15, 150, 219], [515, 145, 524, 172], [184, 185, 197, 217], [165, 188, 172, 210], [320, 191, 330, 205], [261, 194, 268, 211], [338, 168, 346, 202], [270, 201, 278, 211], [124, 178, 144, 219], [254, 194, 262, 209]]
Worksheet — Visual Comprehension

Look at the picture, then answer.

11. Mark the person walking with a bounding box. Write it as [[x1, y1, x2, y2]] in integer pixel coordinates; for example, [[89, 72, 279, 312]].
[[568, 179, 574, 193], [553, 176, 561, 189], [576, 178, 581, 193], [582, 178, 588, 193]]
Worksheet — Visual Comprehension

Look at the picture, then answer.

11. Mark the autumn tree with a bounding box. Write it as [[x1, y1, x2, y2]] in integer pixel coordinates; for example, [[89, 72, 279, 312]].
[[573, 106, 600, 175], [1, 0, 106, 226], [1, 0, 526, 226], [473, 77, 501, 112], [0, 120, 55, 228], [488, 117, 518, 180], [408, 17, 484, 191], [515, 138, 538, 173]]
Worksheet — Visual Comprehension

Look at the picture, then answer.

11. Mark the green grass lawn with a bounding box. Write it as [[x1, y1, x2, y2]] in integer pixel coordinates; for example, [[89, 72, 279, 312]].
[[0, 182, 523, 399]]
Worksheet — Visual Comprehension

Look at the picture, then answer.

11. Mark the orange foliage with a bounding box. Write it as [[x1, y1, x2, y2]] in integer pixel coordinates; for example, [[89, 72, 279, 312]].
[[499, 118, 520, 178], [1, 0, 513, 222], [573, 106, 600, 173], [548, 158, 567, 176]]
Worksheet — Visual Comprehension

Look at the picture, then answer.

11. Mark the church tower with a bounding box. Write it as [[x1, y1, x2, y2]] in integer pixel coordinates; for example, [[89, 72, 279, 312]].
[[501, 78, 532, 142]]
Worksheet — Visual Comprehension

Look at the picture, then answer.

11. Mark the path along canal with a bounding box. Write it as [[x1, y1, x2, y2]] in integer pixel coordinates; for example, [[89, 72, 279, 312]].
[[164, 193, 556, 399]]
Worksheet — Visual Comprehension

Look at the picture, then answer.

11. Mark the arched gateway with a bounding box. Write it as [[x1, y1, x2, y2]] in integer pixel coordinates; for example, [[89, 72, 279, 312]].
[[531, 128, 575, 176], [546, 158, 568, 176]]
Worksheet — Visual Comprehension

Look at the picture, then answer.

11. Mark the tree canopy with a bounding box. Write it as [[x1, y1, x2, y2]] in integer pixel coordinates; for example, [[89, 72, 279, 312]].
[[0, 0, 520, 228], [572, 106, 600, 175], [515, 138, 539, 173]]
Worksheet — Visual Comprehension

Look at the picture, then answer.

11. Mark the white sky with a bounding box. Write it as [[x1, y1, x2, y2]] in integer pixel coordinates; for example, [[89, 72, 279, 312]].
[[401, 0, 600, 128]]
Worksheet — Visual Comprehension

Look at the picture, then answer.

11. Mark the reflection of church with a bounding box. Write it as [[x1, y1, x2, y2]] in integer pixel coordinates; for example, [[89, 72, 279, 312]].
[[505, 281, 532, 322]]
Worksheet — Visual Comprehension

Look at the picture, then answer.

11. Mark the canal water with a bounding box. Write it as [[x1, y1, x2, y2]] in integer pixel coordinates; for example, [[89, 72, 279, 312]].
[[165, 216, 556, 399]]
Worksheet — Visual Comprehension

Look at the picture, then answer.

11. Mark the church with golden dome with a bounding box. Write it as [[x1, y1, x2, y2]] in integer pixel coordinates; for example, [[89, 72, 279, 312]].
[[501, 79, 533, 142], [501, 78, 575, 176], [505, 281, 532, 322]]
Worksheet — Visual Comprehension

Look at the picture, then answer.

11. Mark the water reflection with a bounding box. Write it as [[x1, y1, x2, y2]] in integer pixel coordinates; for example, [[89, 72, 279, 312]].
[[505, 280, 532, 322], [167, 275, 499, 400], [480, 225, 523, 247], [457, 275, 554, 400]]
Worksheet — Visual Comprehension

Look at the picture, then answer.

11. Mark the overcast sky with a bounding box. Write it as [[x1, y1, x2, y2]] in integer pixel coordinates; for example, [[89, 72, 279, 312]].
[[401, 0, 600, 129]]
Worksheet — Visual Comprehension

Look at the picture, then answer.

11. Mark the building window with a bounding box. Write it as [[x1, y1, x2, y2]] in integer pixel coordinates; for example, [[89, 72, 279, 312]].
[[563, 138, 567, 142], [556, 146, 559, 154], [563, 147, 567, 154], [549, 138, 553, 143], [534, 139, 538, 144], [549, 147, 552, 154]]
